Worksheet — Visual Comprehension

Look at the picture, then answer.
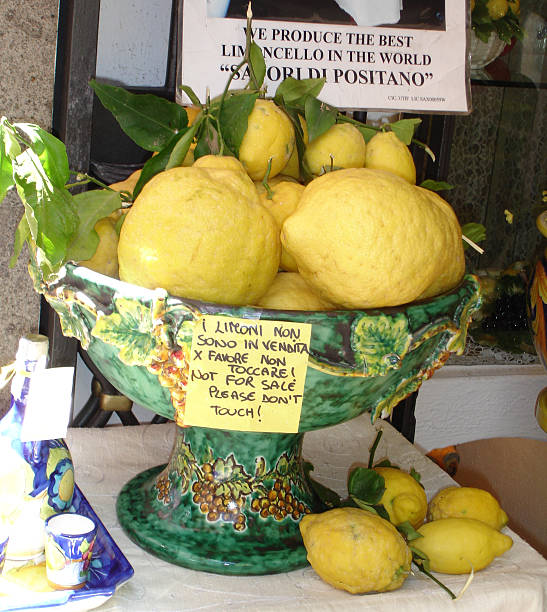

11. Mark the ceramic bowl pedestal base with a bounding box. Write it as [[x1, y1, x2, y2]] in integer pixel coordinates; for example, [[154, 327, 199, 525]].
[[117, 424, 320, 575]]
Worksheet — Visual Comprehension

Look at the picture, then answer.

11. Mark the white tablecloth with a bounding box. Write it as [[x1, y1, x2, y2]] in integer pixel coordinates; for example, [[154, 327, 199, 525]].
[[66, 416, 547, 611]]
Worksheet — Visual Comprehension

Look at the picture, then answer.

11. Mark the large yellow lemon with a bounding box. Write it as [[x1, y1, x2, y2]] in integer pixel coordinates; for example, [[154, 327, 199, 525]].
[[238, 99, 295, 181], [300, 507, 412, 594], [486, 0, 508, 20], [303, 123, 366, 176], [281, 168, 465, 309], [118, 165, 280, 305], [365, 130, 416, 184]]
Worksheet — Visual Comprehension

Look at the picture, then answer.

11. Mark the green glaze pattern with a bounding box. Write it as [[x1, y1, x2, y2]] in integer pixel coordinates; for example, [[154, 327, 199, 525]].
[[29, 261, 481, 574], [117, 425, 315, 574]]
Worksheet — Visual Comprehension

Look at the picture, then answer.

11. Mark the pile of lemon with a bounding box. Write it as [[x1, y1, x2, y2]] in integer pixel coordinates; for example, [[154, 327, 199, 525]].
[[300, 467, 513, 595], [81, 98, 465, 311]]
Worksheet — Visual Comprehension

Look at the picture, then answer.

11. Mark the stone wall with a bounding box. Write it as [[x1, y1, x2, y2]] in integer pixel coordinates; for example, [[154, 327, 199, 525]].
[[0, 1, 59, 413]]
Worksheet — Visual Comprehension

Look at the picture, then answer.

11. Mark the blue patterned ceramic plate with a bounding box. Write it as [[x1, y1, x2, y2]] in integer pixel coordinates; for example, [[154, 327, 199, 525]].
[[0, 486, 134, 611]]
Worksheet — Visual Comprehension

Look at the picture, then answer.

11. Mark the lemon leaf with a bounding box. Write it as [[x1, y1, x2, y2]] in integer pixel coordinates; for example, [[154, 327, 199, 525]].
[[304, 96, 336, 143], [90, 80, 188, 152], [274, 77, 325, 106], [420, 179, 454, 192], [348, 467, 385, 505], [166, 123, 199, 170], [390, 118, 422, 145], [15, 123, 70, 189], [356, 125, 379, 143], [249, 41, 266, 88], [179, 84, 202, 106], [65, 189, 122, 262], [0, 118, 19, 201], [218, 92, 259, 157], [194, 117, 221, 158], [397, 520, 423, 542], [461, 222, 486, 250]]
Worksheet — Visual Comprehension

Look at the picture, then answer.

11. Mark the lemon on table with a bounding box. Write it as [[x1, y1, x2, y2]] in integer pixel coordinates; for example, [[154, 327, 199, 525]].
[[303, 123, 366, 176], [427, 486, 509, 530], [256, 177, 304, 271], [255, 272, 334, 311], [118, 165, 280, 305], [413, 517, 513, 574], [365, 130, 416, 184], [238, 99, 295, 181], [300, 507, 412, 594], [78, 217, 119, 278], [281, 168, 465, 309], [374, 466, 427, 528]]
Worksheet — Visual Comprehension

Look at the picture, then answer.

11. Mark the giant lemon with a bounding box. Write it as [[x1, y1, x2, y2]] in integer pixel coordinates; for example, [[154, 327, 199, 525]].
[[238, 99, 295, 181], [375, 466, 427, 529], [281, 168, 465, 309], [118, 165, 280, 305], [300, 507, 412, 594]]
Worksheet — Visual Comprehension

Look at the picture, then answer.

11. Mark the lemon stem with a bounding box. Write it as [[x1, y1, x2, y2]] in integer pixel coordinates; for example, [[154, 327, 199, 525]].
[[413, 561, 456, 599], [367, 430, 383, 468], [262, 158, 274, 199]]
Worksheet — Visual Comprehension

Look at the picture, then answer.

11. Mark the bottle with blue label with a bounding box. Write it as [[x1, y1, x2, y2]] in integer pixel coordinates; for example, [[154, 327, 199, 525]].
[[0, 334, 74, 561]]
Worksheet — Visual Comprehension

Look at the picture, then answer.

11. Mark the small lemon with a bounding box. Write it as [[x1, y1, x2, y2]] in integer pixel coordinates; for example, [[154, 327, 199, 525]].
[[303, 123, 366, 176], [255, 272, 334, 311], [427, 486, 509, 530], [486, 0, 508, 20], [238, 99, 295, 181], [375, 466, 427, 528], [256, 177, 304, 271], [118, 166, 280, 305], [300, 507, 412, 594], [281, 168, 465, 309], [108, 168, 142, 196], [413, 517, 513, 574], [365, 131, 416, 184], [79, 217, 119, 278]]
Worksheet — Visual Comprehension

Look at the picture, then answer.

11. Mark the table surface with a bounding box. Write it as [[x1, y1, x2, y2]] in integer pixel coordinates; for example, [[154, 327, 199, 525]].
[[65, 415, 547, 611]]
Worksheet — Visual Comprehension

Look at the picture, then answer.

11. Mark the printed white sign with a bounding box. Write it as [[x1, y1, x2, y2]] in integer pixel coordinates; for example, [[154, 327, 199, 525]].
[[180, 0, 470, 113]]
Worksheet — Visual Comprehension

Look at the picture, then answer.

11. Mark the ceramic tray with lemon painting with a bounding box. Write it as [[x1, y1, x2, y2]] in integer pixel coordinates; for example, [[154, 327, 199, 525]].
[[0, 486, 133, 612]]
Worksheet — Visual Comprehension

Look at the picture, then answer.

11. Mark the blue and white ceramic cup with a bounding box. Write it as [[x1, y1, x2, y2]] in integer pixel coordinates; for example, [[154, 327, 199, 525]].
[[0, 529, 9, 574], [45, 513, 97, 590]]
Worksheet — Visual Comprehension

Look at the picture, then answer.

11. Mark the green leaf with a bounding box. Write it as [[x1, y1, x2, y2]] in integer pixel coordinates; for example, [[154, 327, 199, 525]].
[[166, 122, 199, 170], [303, 461, 342, 509], [194, 118, 221, 159], [420, 179, 454, 192], [355, 124, 379, 143], [65, 189, 122, 262], [462, 222, 486, 249], [397, 520, 423, 541], [90, 80, 188, 152], [133, 127, 195, 198], [410, 467, 422, 483], [10, 215, 30, 268], [12, 148, 78, 269], [179, 85, 202, 106], [347, 467, 385, 505], [350, 497, 379, 514], [390, 118, 421, 145], [0, 119, 20, 201], [249, 41, 266, 88], [374, 458, 397, 468], [304, 96, 337, 143], [218, 92, 259, 157], [274, 77, 325, 107], [15, 123, 70, 188]]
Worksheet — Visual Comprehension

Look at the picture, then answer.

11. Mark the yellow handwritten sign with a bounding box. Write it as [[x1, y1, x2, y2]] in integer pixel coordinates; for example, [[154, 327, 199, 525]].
[[184, 315, 311, 433]]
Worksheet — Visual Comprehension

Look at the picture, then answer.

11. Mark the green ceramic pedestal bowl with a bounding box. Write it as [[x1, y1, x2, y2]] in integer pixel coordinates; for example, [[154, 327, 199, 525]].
[[35, 263, 480, 575]]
